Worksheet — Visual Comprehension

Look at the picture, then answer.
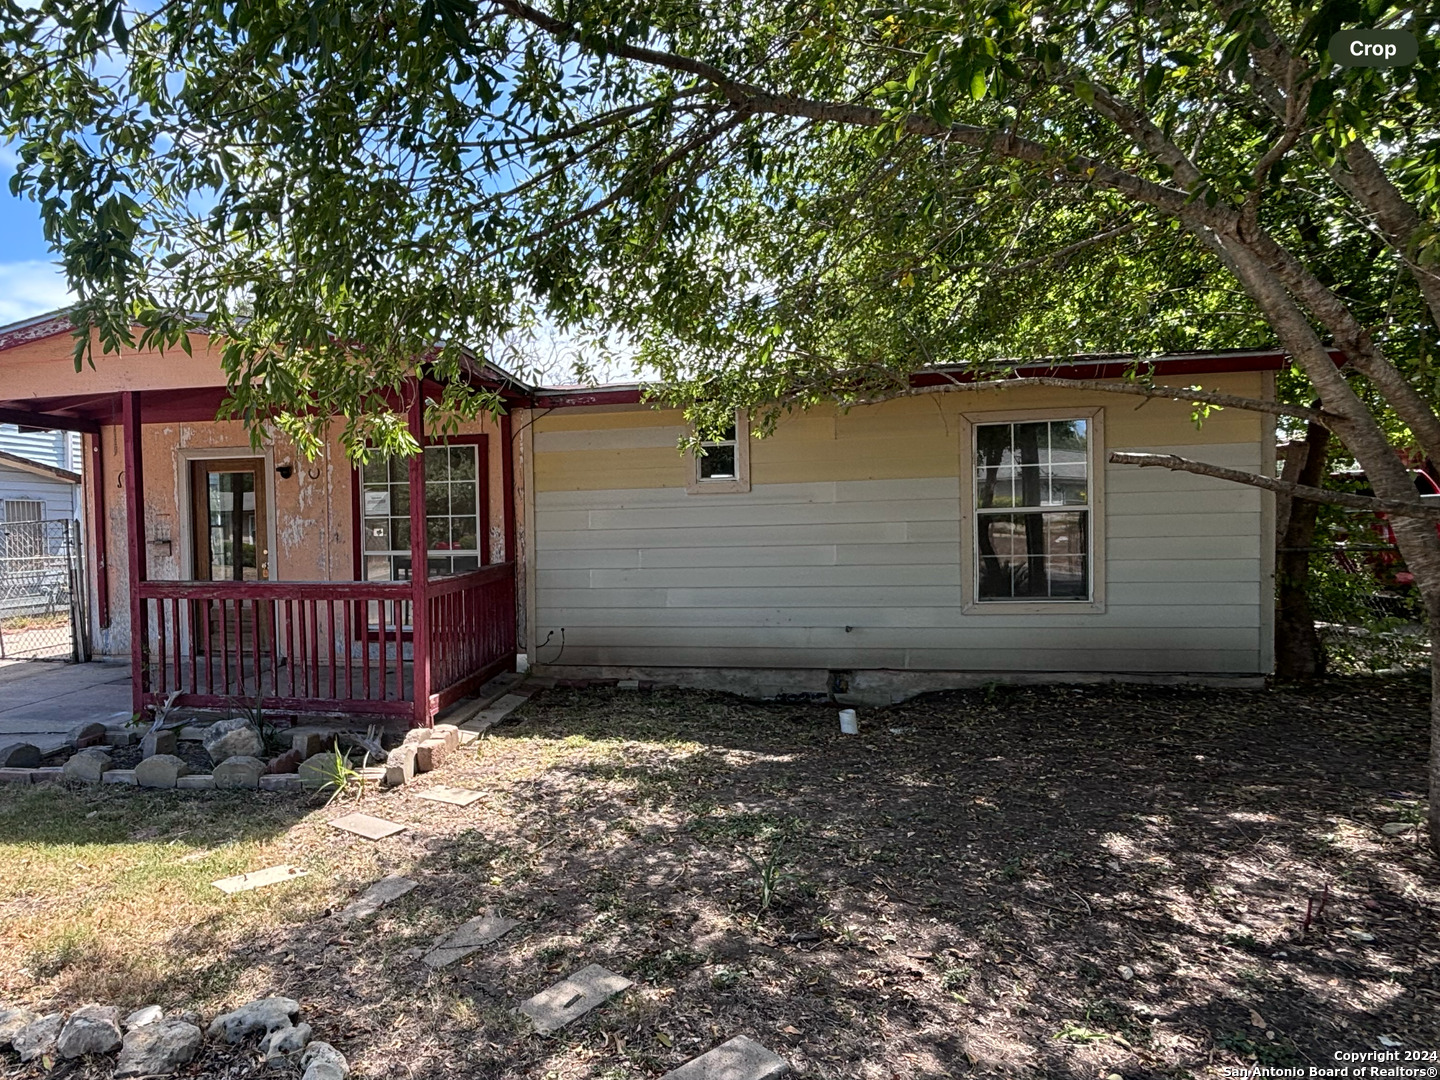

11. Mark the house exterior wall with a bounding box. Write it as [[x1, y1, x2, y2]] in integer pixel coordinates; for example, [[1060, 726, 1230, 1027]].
[[0, 464, 79, 522], [524, 372, 1275, 690], [0, 426, 81, 472], [84, 414, 509, 659]]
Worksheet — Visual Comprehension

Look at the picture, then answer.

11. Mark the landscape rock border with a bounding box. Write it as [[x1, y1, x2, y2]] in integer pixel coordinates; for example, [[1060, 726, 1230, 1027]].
[[0, 673, 539, 794], [0, 998, 348, 1079]]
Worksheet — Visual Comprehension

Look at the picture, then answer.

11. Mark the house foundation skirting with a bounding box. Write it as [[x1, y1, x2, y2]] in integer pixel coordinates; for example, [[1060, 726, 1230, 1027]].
[[530, 664, 1267, 705]]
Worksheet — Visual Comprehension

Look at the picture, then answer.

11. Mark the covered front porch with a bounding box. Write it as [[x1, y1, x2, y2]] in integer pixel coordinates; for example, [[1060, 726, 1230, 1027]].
[[0, 318, 521, 728], [117, 385, 518, 727]]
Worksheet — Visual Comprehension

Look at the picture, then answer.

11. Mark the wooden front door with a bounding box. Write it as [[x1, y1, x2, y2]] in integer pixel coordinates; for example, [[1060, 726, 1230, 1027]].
[[191, 458, 272, 657]]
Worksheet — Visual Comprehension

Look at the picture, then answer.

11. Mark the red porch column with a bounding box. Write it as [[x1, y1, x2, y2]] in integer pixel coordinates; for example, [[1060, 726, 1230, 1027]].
[[121, 391, 148, 714], [407, 381, 432, 727]]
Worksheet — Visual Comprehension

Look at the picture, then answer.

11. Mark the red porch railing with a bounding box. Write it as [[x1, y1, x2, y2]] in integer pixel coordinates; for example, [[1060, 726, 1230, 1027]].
[[135, 563, 516, 721]]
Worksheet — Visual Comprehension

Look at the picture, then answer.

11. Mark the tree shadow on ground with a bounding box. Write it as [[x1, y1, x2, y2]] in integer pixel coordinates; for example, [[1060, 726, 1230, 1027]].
[[3, 677, 1436, 1080]]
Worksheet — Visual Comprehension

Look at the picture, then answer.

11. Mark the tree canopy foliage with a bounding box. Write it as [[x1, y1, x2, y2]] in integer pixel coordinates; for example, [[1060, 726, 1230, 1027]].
[[1, 1, 1433, 444]]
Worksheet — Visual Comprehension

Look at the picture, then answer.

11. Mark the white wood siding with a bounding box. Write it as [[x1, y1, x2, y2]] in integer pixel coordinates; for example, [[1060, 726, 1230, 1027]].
[[533, 441, 1267, 674], [0, 464, 79, 522]]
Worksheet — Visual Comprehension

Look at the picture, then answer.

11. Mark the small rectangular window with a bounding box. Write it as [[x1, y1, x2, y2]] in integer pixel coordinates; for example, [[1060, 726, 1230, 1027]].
[[688, 412, 750, 494], [974, 419, 1090, 601]]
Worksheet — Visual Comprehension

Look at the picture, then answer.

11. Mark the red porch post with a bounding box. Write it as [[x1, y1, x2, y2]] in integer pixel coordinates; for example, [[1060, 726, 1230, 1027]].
[[407, 381, 431, 727], [89, 433, 110, 628], [121, 391, 148, 714]]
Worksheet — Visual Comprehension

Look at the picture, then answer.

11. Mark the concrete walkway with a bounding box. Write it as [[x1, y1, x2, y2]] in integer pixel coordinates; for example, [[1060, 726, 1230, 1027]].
[[0, 661, 131, 751]]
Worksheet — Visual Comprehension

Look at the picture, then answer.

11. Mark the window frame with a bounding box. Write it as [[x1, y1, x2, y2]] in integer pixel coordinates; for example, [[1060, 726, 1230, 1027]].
[[348, 432, 489, 584], [686, 409, 751, 495], [959, 406, 1106, 614]]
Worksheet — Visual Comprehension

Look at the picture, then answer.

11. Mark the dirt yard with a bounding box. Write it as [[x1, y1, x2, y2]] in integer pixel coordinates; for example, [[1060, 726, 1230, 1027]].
[[1, 676, 1437, 1079]]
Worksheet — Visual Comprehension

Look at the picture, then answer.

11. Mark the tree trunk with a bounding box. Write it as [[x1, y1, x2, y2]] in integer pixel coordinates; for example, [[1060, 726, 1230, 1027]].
[[1274, 420, 1330, 679]]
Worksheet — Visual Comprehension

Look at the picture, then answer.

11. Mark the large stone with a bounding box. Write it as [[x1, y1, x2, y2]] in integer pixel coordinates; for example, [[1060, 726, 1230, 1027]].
[[261, 1021, 312, 1066], [656, 1036, 791, 1080], [124, 1005, 164, 1030], [214, 755, 266, 789], [13, 1013, 62, 1062], [62, 747, 113, 783], [67, 721, 109, 749], [414, 737, 448, 772], [268, 748, 303, 774], [203, 717, 265, 765], [56, 1003, 123, 1058], [0, 1006, 37, 1046], [516, 964, 633, 1034], [0, 742, 41, 769], [291, 730, 332, 759], [431, 724, 460, 753], [115, 1018, 203, 1077], [141, 729, 178, 758], [298, 752, 347, 791], [383, 744, 417, 787], [135, 754, 192, 789], [301, 1040, 349, 1080], [206, 996, 301, 1043]]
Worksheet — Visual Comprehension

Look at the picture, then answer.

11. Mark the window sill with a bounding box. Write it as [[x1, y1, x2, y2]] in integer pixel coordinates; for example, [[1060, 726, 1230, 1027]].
[[961, 599, 1106, 616], [685, 478, 751, 495]]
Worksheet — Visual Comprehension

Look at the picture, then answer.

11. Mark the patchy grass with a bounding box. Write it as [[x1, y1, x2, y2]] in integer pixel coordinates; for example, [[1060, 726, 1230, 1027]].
[[0, 676, 1437, 1079]]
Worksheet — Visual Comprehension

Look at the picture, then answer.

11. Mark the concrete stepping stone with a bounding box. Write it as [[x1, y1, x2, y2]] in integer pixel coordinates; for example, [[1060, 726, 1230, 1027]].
[[422, 911, 517, 969], [459, 690, 535, 734], [328, 812, 406, 841], [336, 874, 418, 923], [516, 964, 633, 1034], [658, 1036, 790, 1080], [415, 784, 484, 807], [212, 865, 309, 894]]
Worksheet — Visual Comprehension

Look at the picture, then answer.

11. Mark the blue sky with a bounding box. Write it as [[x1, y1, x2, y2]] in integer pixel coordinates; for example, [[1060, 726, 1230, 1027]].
[[0, 143, 73, 325]]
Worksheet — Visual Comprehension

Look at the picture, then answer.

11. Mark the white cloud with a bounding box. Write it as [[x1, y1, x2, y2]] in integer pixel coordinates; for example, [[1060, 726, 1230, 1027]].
[[0, 260, 73, 325]]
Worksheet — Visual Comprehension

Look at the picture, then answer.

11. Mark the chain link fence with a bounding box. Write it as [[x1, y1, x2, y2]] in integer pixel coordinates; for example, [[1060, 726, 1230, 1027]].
[[0, 519, 86, 661]]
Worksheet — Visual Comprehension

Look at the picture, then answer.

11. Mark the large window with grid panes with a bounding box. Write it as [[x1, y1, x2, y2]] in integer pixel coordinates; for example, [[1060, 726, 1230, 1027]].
[[972, 417, 1091, 601], [360, 445, 482, 582]]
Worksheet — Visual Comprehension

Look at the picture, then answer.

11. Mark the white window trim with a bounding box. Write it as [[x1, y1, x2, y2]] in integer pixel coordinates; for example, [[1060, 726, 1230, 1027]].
[[959, 406, 1106, 615], [686, 409, 751, 495]]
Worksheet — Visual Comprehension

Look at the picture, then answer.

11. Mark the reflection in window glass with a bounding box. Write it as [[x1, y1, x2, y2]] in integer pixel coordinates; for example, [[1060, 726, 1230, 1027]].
[[974, 420, 1090, 601], [360, 445, 482, 580]]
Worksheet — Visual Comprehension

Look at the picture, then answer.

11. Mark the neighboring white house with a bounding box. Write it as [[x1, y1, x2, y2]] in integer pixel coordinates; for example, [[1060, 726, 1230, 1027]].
[[0, 425, 82, 525]]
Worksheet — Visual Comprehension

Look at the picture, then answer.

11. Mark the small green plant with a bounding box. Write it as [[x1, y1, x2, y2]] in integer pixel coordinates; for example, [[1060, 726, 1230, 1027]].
[[937, 961, 972, 992], [310, 746, 363, 805], [741, 841, 793, 915], [709, 965, 744, 989], [1054, 1021, 1110, 1044]]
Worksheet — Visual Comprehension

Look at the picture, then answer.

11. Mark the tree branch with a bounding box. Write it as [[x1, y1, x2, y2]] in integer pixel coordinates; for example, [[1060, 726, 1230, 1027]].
[[1110, 452, 1440, 520], [886, 374, 1329, 423]]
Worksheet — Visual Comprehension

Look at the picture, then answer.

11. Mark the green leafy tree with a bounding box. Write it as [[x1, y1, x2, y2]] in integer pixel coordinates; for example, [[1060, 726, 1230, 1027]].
[[4, 1, 1440, 849]]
